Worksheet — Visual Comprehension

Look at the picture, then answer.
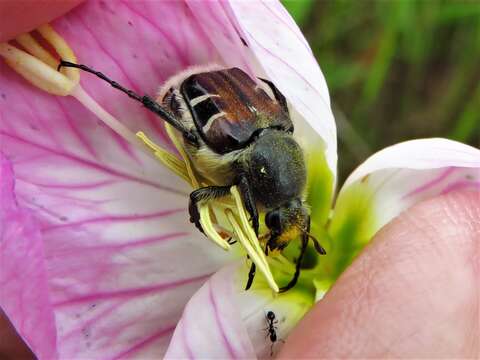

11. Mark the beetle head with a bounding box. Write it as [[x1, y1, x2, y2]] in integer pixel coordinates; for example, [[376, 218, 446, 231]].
[[265, 199, 309, 252]]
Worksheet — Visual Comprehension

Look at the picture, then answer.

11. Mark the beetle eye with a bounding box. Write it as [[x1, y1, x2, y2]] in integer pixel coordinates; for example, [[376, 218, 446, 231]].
[[265, 211, 281, 230]]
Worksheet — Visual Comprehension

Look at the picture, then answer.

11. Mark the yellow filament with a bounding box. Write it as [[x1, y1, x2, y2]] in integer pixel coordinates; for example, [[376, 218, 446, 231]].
[[200, 205, 230, 250], [164, 123, 199, 189], [230, 186, 269, 269], [163, 123, 236, 253], [136, 131, 190, 183], [226, 209, 279, 292]]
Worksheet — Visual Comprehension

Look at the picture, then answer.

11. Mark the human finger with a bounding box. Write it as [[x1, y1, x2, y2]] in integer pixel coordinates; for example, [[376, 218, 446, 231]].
[[280, 190, 480, 358]]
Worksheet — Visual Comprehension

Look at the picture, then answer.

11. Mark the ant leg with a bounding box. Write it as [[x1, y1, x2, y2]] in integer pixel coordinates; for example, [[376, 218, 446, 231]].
[[57, 61, 198, 145], [279, 231, 308, 292], [189, 186, 231, 233]]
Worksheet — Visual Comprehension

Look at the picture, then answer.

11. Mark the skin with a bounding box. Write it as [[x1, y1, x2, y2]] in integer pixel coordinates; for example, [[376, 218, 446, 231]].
[[1, 4, 479, 358], [0, 311, 35, 360], [280, 190, 480, 359], [0, 0, 84, 42]]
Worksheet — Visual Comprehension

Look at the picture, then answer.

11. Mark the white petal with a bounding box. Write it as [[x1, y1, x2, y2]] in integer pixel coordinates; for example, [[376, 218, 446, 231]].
[[1, 2, 240, 357], [324, 139, 479, 281], [344, 138, 480, 188], [166, 262, 314, 359], [188, 0, 338, 183], [339, 138, 479, 239], [164, 264, 257, 359], [230, 1, 337, 181]]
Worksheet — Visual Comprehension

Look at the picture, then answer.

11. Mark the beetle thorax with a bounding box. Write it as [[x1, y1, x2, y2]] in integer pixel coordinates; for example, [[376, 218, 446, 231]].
[[242, 129, 306, 209]]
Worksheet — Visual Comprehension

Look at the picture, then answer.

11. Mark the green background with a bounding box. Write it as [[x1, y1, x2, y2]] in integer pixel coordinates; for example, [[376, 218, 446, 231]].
[[284, 0, 480, 183]]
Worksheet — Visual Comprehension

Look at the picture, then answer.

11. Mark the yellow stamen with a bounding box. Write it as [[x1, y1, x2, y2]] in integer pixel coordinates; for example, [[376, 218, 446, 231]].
[[200, 205, 230, 250], [15, 33, 58, 69], [226, 209, 279, 293], [0, 24, 78, 96], [0, 43, 76, 96], [230, 186, 269, 268], [36, 24, 79, 83], [164, 123, 200, 189], [136, 131, 190, 183], [162, 122, 237, 253]]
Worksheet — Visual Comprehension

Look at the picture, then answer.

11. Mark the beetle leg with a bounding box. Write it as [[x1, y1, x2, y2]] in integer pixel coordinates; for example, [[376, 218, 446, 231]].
[[258, 77, 289, 115], [238, 177, 261, 291], [245, 262, 256, 290], [266, 232, 280, 253], [238, 177, 259, 236], [279, 230, 308, 293], [189, 185, 231, 233], [306, 215, 327, 255], [226, 237, 237, 245], [58, 60, 199, 145]]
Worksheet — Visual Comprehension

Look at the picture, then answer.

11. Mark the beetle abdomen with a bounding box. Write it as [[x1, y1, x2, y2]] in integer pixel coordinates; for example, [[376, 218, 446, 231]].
[[181, 68, 291, 154]]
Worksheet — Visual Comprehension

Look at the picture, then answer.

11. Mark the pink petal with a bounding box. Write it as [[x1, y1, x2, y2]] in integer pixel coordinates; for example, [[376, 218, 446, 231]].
[[186, 0, 337, 181], [0, 154, 58, 359], [165, 264, 256, 359], [226, 1, 337, 180], [333, 138, 480, 256], [1, 1, 241, 358], [344, 138, 480, 187], [53, 0, 222, 150], [2, 0, 334, 358]]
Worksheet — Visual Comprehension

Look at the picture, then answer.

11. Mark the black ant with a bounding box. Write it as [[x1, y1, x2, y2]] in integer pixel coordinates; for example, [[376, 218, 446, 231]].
[[264, 310, 284, 356]]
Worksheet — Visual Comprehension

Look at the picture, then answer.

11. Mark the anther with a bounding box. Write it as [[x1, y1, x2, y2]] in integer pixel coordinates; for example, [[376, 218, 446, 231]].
[[0, 24, 79, 96]]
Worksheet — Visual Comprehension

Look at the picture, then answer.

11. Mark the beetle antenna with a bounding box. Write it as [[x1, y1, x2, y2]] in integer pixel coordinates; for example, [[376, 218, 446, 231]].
[[58, 60, 144, 102], [294, 224, 327, 255], [57, 60, 198, 144], [306, 233, 326, 255]]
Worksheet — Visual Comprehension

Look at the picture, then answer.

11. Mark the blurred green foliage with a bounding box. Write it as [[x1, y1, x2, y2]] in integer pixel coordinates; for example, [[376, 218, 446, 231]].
[[283, 0, 480, 182]]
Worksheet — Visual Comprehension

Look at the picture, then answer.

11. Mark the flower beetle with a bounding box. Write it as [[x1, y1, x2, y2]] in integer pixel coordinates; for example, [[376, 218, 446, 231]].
[[58, 61, 326, 292]]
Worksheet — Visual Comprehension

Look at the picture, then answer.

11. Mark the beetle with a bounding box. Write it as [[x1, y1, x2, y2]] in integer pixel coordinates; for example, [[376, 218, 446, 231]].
[[58, 61, 326, 292]]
